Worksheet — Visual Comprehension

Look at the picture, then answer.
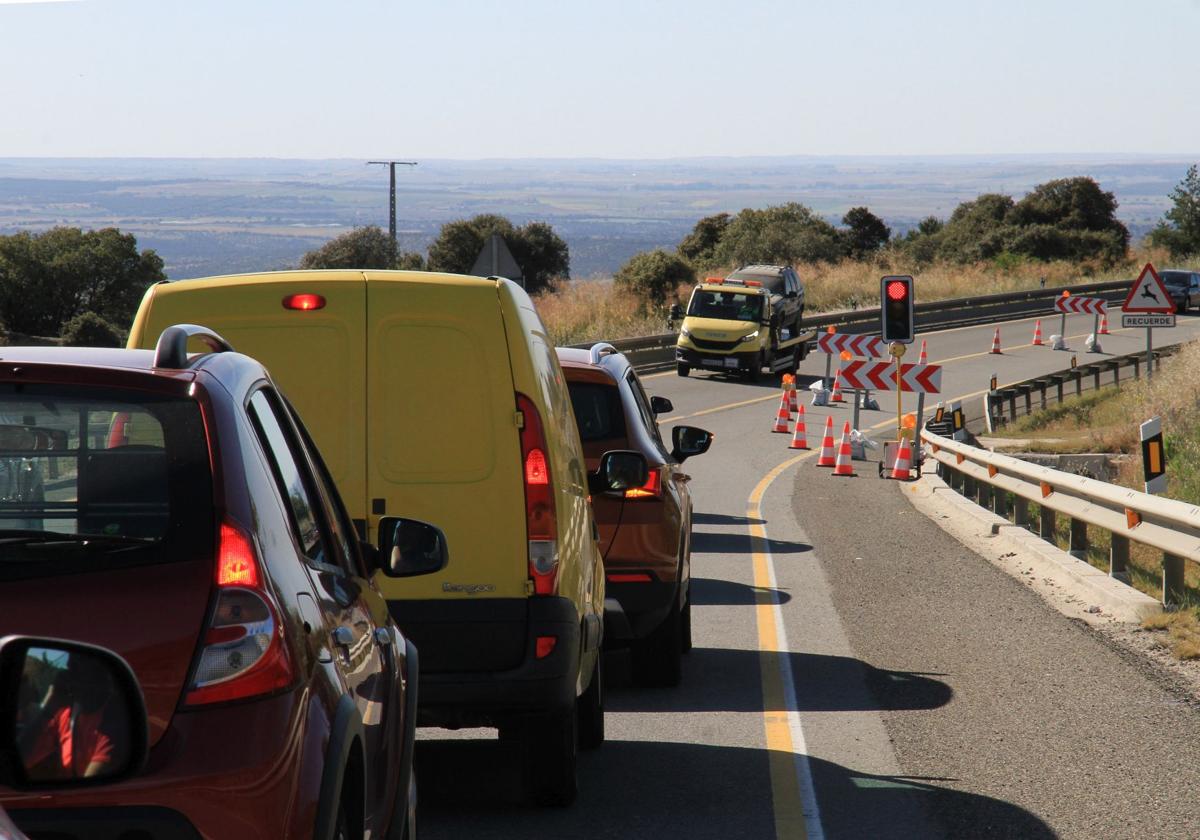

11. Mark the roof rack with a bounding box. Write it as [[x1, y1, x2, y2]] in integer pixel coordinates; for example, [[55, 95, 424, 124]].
[[589, 342, 619, 366], [153, 324, 236, 370]]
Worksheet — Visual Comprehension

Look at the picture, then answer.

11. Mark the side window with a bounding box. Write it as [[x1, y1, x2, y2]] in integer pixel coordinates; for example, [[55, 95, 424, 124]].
[[248, 389, 339, 572], [625, 372, 668, 456], [286, 400, 360, 576]]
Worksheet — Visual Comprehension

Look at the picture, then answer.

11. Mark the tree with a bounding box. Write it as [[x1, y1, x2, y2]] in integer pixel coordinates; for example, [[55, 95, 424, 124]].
[[61, 312, 124, 347], [299, 225, 424, 270], [678, 213, 731, 267], [1150, 164, 1200, 258], [840, 207, 891, 259], [614, 250, 695, 312], [0, 226, 165, 337], [714, 203, 843, 266], [427, 214, 569, 295]]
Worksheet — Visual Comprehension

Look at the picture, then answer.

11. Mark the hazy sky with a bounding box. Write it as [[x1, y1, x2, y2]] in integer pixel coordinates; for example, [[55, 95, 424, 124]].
[[2, 0, 1198, 159]]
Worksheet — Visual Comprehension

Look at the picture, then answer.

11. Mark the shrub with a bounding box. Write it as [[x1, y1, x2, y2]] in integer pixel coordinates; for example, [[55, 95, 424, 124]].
[[61, 312, 124, 348], [614, 250, 695, 312]]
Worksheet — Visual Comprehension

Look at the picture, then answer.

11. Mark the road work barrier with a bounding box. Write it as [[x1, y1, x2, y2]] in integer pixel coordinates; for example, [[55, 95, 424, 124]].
[[922, 426, 1200, 607], [572, 278, 1133, 373], [983, 346, 1181, 433]]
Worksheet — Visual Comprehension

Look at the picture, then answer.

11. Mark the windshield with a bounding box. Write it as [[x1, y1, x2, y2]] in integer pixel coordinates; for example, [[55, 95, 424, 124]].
[[0, 384, 213, 579], [687, 290, 764, 323], [1160, 271, 1190, 287]]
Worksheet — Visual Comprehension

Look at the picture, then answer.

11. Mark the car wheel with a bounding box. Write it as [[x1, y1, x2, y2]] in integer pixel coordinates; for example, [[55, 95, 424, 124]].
[[680, 597, 692, 655], [631, 597, 683, 687], [677, 363, 690, 377], [747, 352, 765, 383], [577, 656, 604, 750], [523, 707, 578, 806], [1187, 295, 1192, 313], [386, 772, 418, 840], [333, 806, 352, 840]]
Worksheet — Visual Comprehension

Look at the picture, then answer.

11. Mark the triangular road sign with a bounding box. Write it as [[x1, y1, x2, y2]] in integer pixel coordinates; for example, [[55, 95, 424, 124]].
[[470, 233, 524, 287], [1123, 263, 1175, 314]]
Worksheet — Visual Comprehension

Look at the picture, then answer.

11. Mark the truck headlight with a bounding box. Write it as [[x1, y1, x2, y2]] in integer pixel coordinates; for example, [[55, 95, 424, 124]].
[[680, 327, 691, 339], [738, 331, 759, 344]]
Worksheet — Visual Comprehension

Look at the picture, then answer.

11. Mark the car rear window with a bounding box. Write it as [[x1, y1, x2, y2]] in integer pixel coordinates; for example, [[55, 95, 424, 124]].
[[0, 384, 213, 580], [728, 269, 785, 294], [1161, 271, 1190, 287], [566, 381, 626, 443]]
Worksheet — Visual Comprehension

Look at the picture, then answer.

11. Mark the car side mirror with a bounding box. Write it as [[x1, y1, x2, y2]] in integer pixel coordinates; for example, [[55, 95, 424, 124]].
[[649, 395, 673, 416], [669, 303, 684, 321], [590, 450, 649, 493], [671, 426, 713, 462], [376, 518, 449, 578], [0, 636, 148, 789]]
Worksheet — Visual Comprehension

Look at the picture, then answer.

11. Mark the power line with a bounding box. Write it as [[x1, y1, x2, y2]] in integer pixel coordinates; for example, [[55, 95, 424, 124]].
[[367, 160, 418, 256]]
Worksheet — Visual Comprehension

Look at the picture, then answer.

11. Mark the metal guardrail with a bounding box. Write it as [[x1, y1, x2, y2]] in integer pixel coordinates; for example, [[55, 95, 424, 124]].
[[981, 345, 1180, 433], [575, 278, 1133, 372], [922, 427, 1200, 606]]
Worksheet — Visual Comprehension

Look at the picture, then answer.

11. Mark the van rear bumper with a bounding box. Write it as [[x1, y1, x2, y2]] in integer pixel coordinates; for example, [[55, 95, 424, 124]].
[[388, 596, 582, 729]]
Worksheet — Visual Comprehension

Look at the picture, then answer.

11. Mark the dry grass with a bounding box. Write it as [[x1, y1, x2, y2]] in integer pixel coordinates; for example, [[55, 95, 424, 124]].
[[532, 279, 666, 347], [1141, 610, 1200, 660]]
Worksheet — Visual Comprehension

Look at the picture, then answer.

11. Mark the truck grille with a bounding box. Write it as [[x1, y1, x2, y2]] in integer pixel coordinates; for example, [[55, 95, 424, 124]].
[[690, 336, 742, 352]]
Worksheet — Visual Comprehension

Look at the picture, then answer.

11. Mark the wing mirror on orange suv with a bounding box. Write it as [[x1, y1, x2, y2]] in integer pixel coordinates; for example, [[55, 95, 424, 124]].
[[0, 636, 149, 789], [649, 396, 673, 416], [376, 518, 449, 578], [671, 426, 713, 463], [589, 450, 649, 494]]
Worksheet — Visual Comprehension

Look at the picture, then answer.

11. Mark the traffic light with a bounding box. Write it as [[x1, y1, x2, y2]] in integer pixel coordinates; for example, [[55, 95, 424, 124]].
[[881, 275, 914, 344]]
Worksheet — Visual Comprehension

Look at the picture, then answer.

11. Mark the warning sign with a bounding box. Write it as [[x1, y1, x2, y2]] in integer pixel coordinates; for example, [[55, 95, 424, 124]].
[[1122, 263, 1176, 314], [1141, 416, 1167, 495]]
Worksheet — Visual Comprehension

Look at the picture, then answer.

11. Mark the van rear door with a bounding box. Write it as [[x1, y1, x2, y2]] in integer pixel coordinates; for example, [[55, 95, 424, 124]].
[[364, 274, 527, 603]]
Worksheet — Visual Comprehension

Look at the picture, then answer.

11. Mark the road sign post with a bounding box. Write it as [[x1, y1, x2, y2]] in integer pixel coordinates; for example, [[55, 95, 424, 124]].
[[1122, 263, 1176, 380], [889, 342, 905, 441]]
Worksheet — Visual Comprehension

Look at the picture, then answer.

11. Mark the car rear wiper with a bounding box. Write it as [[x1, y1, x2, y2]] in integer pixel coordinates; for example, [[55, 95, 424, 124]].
[[0, 529, 154, 549]]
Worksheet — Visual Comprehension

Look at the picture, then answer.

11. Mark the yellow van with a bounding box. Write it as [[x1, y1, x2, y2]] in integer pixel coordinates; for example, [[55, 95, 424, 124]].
[[128, 270, 647, 805]]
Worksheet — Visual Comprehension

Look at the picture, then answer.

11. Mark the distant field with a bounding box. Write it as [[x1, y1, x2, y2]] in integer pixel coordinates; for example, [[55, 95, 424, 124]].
[[0, 154, 1191, 279]]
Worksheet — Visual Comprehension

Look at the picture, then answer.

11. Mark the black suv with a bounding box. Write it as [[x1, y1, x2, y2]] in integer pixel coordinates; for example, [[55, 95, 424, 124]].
[[0, 325, 445, 840], [726, 264, 805, 341]]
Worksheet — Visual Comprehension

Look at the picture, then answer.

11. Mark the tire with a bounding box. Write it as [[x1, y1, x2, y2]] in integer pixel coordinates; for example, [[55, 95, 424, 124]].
[[680, 598, 692, 655], [1187, 295, 1192, 313], [631, 597, 683, 687], [386, 773, 418, 840], [523, 708, 578, 807], [333, 806, 352, 840], [747, 352, 765, 383], [577, 656, 604, 750], [677, 363, 690, 377]]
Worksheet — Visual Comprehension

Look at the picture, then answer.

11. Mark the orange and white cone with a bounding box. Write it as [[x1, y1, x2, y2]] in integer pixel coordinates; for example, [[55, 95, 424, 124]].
[[786, 383, 798, 416], [830, 369, 845, 403], [890, 436, 913, 480], [832, 421, 856, 477], [989, 327, 1002, 354], [1099, 312, 1110, 335], [816, 416, 836, 467], [789, 404, 809, 450], [918, 339, 928, 365], [1032, 320, 1044, 346], [771, 393, 791, 433]]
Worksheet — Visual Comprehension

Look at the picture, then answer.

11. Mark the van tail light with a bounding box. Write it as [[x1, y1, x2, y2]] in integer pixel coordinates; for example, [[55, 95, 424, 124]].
[[184, 521, 295, 706], [624, 467, 663, 500], [517, 393, 558, 595]]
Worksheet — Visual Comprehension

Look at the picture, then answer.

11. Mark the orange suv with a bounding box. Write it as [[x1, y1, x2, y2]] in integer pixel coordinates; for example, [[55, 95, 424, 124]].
[[557, 344, 712, 686]]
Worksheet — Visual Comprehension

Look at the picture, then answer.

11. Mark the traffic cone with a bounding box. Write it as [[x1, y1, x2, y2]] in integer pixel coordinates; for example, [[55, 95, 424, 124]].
[[830, 369, 845, 403], [789, 404, 809, 450], [771, 393, 791, 433], [1099, 312, 1110, 335], [832, 421, 856, 477], [786, 382, 798, 415], [816, 416, 836, 467], [890, 436, 913, 480], [1031, 320, 1044, 346], [918, 339, 928, 365], [989, 327, 1002, 354]]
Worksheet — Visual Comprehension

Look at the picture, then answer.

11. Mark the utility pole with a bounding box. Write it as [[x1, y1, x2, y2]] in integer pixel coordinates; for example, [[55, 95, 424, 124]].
[[367, 160, 417, 256]]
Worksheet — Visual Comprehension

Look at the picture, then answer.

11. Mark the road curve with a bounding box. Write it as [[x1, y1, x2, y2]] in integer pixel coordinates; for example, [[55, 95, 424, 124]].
[[419, 311, 1200, 839]]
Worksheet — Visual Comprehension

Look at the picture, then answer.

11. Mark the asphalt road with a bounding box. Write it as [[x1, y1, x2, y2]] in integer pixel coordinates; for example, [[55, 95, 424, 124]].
[[420, 311, 1200, 839]]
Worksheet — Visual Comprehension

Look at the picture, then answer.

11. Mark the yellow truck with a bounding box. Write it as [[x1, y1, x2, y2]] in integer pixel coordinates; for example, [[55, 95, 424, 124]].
[[671, 274, 814, 380]]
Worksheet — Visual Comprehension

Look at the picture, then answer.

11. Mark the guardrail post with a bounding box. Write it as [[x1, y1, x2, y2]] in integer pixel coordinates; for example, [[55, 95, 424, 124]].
[[1113, 363, 1120, 389], [1040, 506, 1056, 543], [1008, 392, 1017, 421], [1038, 381, 1047, 410], [962, 472, 976, 499], [1023, 387, 1032, 416], [1015, 496, 1030, 529], [1055, 377, 1064, 403], [976, 480, 991, 509], [1093, 367, 1101, 391], [1069, 518, 1088, 560], [1109, 534, 1130, 582], [1163, 554, 1186, 608], [1132, 357, 1140, 379], [1075, 371, 1082, 397], [993, 487, 1008, 517]]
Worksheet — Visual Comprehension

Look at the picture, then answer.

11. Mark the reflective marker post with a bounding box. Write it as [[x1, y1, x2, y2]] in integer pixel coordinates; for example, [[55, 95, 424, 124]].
[[1141, 415, 1181, 605]]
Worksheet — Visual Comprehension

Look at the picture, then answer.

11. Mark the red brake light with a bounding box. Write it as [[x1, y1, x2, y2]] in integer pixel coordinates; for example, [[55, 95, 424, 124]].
[[886, 280, 908, 301], [282, 293, 326, 311], [517, 394, 559, 595], [624, 467, 662, 500], [217, 523, 259, 586]]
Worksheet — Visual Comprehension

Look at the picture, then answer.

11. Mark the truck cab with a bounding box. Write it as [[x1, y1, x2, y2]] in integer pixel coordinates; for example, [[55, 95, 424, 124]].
[[673, 275, 811, 380]]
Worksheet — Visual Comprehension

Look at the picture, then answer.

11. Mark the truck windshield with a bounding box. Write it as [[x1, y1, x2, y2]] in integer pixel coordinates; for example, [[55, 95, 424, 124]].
[[687, 291, 763, 323]]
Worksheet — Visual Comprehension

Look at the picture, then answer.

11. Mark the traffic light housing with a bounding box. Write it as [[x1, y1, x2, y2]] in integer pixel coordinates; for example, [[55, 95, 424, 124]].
[[881, 275, 914, 344]]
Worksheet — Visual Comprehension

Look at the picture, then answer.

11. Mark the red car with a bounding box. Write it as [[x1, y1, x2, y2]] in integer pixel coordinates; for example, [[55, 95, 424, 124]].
[[558, 343, 712, 686], [0, 326, 445, 839]]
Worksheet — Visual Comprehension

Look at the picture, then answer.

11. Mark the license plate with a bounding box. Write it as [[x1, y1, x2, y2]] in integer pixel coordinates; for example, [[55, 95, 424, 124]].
[[724, 358, 739, 368], [701, 359, 723, 367]]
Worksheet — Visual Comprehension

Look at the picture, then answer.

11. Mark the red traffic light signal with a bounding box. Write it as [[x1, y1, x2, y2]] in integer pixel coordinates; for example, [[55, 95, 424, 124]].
[[880, 275, 915, 344]]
